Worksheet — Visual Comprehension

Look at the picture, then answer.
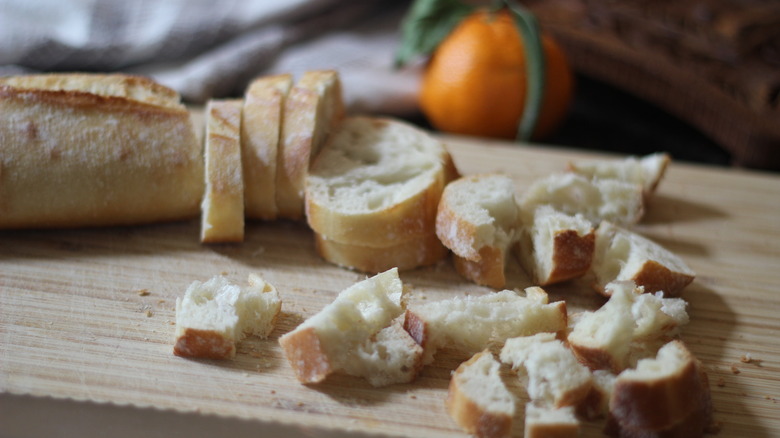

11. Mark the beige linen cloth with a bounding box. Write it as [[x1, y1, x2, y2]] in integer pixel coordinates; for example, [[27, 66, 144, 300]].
[[0, 0, 422, 116]]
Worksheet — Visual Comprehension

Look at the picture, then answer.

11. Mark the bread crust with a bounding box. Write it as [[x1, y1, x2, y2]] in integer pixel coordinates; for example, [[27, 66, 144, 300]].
[[452, 246, 507, 289], [201, 99, 244, 243], [276, 70, 344, 220], [0, 74, 203, 229], [628, 261, 695, 299], [278, 326, 333, 384], [314, 231, 448, 273], [547, 229, 596, 284], [242, 74, 292, 220], [446, 352, 513, 438], [173, 328, 236, 360]]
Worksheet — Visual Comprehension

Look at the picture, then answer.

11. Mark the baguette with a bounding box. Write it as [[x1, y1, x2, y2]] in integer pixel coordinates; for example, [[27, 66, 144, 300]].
[[404, 287, 567, 364], [0, 73, 203, 229], [516, 205, 595, 286], [567, 281, 689, 373], [173, 274, 281, 359], [436, 174, 520, 289], [201, 99, 244, 243], [306, 116, 459, 248], [276, 70, 344, 220], [242, 74, 293, 220], [446, 351, 515, 438], [593, 221, 695, 297]]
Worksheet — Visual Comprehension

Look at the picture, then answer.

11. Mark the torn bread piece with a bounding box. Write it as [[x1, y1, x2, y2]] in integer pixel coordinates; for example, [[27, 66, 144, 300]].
[[524, 403, 580, 438], [568, 152, 671, 196], [516, 205, 595, 286], [567, 281, 689, 373], [276, 70, 344, 220], [342, 322, 423, 387], [201, 99, 244, 243], [313, 231, 448, 274], [436, 173, 520, 289], [606, 340, 712, 437], [173, 274, 281, 359], [278, 268, 422, 386], [242, 74, 293, 220], [447, 351, 515, 438], [521, 172, 644, 226], [593, 221, 695, 297], [404, 287, 567, 364], [306, 116, 459, 248], [500, 332, 593, 409]]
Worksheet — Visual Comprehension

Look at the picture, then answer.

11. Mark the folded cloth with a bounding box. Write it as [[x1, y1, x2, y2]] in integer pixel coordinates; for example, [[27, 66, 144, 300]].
[[0, 0, 419, 116]]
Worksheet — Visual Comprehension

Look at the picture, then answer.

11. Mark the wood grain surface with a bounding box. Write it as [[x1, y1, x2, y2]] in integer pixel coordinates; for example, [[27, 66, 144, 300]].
[[2, 135, 779, 437]]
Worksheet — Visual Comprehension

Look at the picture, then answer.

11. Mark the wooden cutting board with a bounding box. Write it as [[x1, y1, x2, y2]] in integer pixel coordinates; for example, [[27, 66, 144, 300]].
[[2, 135, 779, 438]]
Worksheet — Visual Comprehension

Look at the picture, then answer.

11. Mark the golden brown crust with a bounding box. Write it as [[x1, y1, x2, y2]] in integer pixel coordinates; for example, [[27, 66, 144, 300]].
[[242, 74, 292, 220], [278, 326, 334, 384], [452, 246, 507, 289], [525, 421, 579, 438], [630, 261, 695, 298], [0, 74, 203, 229], [546, 229, 596, 285], [276, 70, 344, 220], [313, 231, 448, 273], [403, 309, 429, 349], [569, 343, 623, 374], [173, 328, 236, 359], [446, 353, 513, 438], [201, 99, 244, 243]]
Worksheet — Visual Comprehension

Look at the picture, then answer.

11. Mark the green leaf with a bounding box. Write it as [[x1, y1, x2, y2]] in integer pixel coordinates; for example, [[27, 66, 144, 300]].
[[503, 0, 545, 142], [394, 0, 474, 68]]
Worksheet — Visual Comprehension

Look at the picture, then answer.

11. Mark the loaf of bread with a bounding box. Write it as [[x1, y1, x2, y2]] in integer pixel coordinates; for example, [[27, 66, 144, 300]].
[[524, 403, 580, 438], [521, 172, 644, 227], [0, 73, 203, 229], [201, 99, 245, 243], [435, 173, 520, 289], [173, 274, 281, 359], [278, 268, 422, 386], [446, 351, 515, 438], [606, 340, 712, 437], [404, 287, 567, 364], [516, 205, 595, 286], [567, 153, 671, 196], [567, 281, 689, 373], [276, 70, 344, 220], [593, 221, 696, 297], [242, 74, 292, 220], [500, 332, 593, 409]]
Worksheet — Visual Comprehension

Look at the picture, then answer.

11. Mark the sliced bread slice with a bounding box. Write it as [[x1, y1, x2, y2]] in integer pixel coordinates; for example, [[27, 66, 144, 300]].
[[173, 274, 281, 359], [516, 205, 595, 286], [567, 281, 689, 373], [593, 221, 696, 297], [567, 152, 671, 195], [278, 268, 410, 385], [446, 351, 515, 438], [404, 287, 567, 364], [436, 173, 520, 289], [276, 70, 344, 220], [306, 116, 459, 247], [521, 172, 644, 226], [313, 231, 448, 274], [242, 74, 293, 220], [201, 99, 244, 243]]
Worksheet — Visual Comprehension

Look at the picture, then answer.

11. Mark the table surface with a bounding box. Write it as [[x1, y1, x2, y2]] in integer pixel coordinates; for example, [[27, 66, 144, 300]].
[[2, 135, 780, 438]]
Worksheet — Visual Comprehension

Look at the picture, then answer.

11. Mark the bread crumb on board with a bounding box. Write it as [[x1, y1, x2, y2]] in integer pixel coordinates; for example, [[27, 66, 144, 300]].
[[137, 289, 151, 296], [731, 365, 741, 374]]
